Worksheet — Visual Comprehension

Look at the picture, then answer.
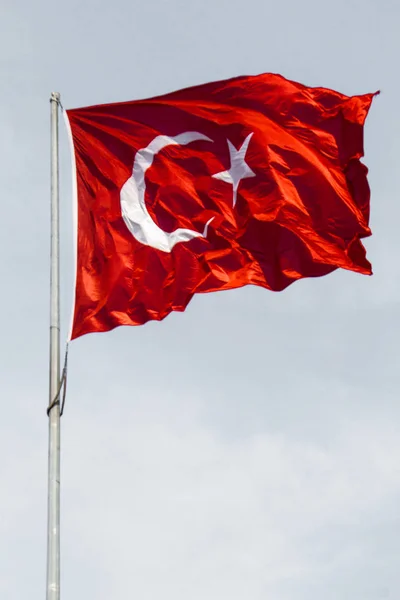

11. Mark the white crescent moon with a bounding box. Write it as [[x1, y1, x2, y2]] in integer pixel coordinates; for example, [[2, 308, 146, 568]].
[[120, 132, 214, 253]]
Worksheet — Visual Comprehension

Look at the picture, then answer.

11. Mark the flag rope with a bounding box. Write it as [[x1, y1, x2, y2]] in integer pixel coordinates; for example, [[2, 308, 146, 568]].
[[47, 344, 69, 417]]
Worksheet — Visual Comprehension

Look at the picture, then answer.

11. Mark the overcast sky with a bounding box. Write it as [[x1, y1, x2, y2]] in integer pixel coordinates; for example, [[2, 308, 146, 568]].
[[1, 0, 399, 598]]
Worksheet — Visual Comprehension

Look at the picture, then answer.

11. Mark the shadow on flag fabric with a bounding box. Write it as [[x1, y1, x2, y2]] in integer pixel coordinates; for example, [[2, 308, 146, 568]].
[[65, 73, 378, 339]]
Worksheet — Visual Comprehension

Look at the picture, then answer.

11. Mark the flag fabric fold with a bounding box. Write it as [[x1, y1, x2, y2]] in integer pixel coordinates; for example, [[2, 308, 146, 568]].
[[66, 73, 377, 339]]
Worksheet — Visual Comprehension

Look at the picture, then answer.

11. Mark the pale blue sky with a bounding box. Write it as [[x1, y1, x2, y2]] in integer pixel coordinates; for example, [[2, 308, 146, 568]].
[[1, 0, 399, 599]]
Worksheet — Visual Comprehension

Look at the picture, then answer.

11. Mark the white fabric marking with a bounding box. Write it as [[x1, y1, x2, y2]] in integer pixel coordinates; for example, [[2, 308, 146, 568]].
[[212, 133, 255, 206], [120, 132, 213, 253]]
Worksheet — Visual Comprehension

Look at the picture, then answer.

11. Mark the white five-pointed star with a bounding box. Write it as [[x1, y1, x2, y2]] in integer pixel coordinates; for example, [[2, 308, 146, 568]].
[[212, 132, 256, 206]]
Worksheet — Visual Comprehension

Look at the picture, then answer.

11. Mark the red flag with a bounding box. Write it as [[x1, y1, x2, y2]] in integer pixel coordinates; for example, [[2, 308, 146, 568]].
[[66, 73, 377, 339]]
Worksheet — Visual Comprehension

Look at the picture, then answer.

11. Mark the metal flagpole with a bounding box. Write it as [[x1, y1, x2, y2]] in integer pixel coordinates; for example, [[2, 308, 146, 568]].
[[47, 91, 61, 600]]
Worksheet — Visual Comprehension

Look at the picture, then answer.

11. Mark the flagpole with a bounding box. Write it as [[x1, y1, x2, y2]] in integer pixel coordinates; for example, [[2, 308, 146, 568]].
[[47, 91, 61, 600]]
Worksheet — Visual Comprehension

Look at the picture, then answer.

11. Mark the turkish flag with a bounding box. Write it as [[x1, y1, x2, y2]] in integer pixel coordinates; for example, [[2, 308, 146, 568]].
[[66, 73, 377, 339]]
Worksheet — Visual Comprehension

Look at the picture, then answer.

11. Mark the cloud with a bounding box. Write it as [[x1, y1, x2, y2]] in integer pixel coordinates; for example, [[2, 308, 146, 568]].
[[59, 392, 400, 600]]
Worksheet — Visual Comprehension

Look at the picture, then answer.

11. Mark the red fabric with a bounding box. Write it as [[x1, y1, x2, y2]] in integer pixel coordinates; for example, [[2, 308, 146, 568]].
[[66, 73, 376, 339]]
